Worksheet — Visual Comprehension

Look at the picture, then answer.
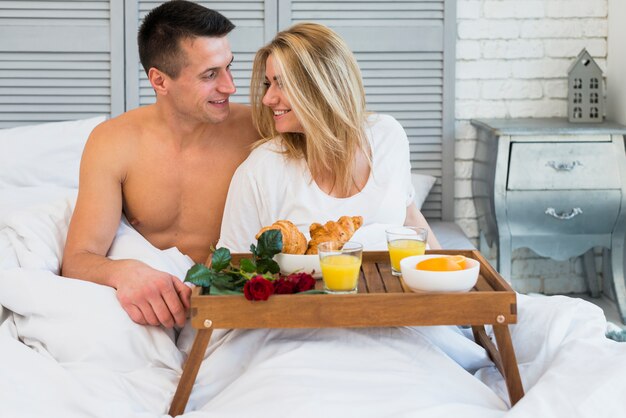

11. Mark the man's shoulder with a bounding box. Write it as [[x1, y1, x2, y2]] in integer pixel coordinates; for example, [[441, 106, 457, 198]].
[[229, 102, 252, 120], [88, 107, 153, 148], [225, 103, 258, 141], [82, 108, 152, 169]]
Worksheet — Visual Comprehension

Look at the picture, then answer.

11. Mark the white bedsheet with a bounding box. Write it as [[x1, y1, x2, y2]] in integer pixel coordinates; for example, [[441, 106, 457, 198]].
[[1, 190, 626, 418]]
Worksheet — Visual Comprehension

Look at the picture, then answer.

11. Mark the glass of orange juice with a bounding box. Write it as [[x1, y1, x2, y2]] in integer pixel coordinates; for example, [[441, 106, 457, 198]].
[[318, 241, 363, 294], [385, 226, 428, 276]]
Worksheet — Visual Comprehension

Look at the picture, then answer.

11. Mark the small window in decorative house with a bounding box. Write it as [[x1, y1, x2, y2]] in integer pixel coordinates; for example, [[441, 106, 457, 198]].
[[574, 107, 582, 119], [567, 48, 604, 123]]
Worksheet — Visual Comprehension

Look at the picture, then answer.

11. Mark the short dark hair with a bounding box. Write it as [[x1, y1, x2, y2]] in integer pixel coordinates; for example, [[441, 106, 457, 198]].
[[138, 0, 235, 78]]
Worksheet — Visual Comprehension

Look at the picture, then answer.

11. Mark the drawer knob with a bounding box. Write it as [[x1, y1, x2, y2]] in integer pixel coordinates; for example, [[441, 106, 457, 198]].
[[545, 207, 583, 220], [545, 160, 582, 171]]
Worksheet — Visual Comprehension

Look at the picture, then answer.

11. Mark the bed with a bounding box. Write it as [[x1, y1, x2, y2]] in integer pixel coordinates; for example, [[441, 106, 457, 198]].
[[1, 117, 625, 418]]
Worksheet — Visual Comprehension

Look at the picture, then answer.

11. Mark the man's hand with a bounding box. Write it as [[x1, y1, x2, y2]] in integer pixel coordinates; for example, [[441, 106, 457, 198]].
[[114, 260, 192, 328]]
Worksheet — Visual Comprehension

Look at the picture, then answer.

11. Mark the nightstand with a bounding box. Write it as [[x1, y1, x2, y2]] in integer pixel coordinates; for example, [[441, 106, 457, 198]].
[[470, 118, 626, 322]]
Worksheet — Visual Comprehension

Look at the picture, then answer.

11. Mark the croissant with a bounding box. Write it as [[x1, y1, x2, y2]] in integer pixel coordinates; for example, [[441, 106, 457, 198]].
[[305, 215, 363, 255], [256, 220, 307, 255]]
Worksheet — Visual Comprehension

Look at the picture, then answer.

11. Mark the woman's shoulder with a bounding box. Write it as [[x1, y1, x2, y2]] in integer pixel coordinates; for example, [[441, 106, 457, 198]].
[[235, 137, 294, 181], [365, 113, 408, 145], [367, 113, 403, 130]]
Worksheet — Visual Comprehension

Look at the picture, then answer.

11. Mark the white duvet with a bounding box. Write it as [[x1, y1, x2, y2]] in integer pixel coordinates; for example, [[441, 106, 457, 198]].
[[1, 192, 626, 418]]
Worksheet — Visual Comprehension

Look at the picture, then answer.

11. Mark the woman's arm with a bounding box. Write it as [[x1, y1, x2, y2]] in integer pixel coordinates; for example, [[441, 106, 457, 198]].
[[404, 202, 441, 249], [217, 168, 265, 255], [381, 115, 440, 249]]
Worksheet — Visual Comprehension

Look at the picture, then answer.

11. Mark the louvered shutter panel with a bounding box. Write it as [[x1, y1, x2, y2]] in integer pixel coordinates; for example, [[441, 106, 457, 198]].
[[127, 1, 276, 107], [0, 0, 124, 128], [281, 0, 455, 221]]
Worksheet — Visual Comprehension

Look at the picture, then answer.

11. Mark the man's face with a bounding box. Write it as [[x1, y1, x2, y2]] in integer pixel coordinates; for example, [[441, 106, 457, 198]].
[[167, 36, 236, 124]]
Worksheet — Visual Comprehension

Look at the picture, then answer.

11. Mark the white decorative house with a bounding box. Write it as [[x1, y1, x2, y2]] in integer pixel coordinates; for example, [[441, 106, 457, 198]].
[[568, 48, 604, 123]]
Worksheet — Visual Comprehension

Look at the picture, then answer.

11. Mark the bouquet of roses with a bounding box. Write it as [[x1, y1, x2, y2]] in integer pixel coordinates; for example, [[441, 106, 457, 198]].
[[184, 230, 322, 301]]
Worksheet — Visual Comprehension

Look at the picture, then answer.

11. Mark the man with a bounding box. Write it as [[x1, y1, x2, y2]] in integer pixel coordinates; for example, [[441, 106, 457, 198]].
[[61, 1, 258, 329]]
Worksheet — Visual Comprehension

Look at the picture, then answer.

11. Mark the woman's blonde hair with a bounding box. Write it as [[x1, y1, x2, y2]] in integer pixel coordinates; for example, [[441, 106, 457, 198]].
[[250, 22, 371, 197]]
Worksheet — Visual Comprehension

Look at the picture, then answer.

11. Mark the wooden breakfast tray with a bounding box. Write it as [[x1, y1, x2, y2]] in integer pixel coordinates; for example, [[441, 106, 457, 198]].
[[169, 250, 523, 416]]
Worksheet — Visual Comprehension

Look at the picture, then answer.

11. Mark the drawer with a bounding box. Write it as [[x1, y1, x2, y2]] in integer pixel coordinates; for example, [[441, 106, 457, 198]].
[[507, 142, 621, 190], [505, 190, 620, 235]]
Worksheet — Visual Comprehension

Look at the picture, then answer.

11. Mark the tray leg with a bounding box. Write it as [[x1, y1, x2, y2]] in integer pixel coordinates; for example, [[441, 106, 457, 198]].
[[169, 328, 213, 417], [472, 325, 524, 407], [492, 324, 524, 406], [472, 325, 504, 372]]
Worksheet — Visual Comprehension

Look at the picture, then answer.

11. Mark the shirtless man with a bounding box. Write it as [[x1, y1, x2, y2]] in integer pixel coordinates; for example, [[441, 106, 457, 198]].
[[61, 1, 257, 329]]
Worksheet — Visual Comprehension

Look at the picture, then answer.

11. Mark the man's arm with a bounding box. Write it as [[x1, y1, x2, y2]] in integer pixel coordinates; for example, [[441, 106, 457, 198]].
[[61, 124, 190, 328], [405, 203, 441, 249]]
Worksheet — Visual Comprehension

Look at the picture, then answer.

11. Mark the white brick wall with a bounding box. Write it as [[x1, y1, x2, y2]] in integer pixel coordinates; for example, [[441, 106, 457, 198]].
[[608, 0, 626, 124], [455, 0, 608, 295]]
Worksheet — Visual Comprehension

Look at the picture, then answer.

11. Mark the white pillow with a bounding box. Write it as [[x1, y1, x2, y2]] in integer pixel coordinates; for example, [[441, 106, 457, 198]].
[[0, 116, 106, 189], [0, 185, 77, 228], [411, 173, 437, 209]]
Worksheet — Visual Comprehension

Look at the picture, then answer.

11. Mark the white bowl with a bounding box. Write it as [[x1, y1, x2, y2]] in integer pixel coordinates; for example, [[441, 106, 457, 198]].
[[399, 254, 480, 292], [274, 253, 322, 278]]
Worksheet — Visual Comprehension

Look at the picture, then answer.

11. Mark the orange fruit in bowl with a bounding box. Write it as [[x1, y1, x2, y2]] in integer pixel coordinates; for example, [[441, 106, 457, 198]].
[[416, 255, 467, 271], [448, 255, 467, 269]]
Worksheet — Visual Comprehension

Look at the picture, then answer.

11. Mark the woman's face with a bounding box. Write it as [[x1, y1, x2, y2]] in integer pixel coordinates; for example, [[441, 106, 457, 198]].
[[262, 55, 304, 133]]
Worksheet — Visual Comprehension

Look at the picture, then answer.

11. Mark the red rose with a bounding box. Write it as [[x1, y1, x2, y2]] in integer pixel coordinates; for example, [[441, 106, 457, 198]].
[[273, 277, 297, 294], [244, 276, 274, 301], [288, 272, 316, 292]]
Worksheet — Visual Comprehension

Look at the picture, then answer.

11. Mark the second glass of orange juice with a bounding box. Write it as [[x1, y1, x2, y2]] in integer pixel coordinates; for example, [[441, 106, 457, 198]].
[[386, 226, 428, 276], [318, 241, 363, 294]]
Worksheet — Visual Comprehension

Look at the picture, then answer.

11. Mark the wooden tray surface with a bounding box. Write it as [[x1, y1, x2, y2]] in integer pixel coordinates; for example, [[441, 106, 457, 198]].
[[190, 250, 517, 330]]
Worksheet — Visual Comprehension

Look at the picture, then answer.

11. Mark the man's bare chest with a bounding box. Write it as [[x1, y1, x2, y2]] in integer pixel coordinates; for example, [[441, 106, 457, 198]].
[[121, 151, 238, 233]]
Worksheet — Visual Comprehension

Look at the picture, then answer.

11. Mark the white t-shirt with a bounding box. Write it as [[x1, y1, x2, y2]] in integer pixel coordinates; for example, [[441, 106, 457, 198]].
[[218, 114, 415, 252]]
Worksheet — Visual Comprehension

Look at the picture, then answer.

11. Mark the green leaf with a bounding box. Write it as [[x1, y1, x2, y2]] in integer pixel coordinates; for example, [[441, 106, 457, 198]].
[[256, 230, 283, 259], [209, 288, 243, 296], [239, 258, 257, 273], [256, 258, 280, 275], [184, 263, 213, 287], [212, 272, 247, 292], [211, 248, 232, 272], [297, 289, 326, 294]]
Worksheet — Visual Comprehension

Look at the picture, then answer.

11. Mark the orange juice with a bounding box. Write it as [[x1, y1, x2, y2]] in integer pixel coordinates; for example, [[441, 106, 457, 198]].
[[320, 254, 361, 292], [387, 239, 426, 272]]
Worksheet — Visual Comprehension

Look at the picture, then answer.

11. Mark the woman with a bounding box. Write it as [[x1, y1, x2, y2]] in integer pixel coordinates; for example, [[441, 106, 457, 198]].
[[218, 22, 440, 251]]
